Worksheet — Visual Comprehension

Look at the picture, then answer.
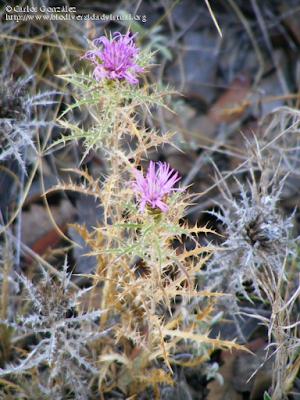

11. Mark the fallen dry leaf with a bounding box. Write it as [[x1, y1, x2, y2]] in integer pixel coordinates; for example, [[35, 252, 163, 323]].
[[21, 200, 76, 250], [208, 75, 251, 124]]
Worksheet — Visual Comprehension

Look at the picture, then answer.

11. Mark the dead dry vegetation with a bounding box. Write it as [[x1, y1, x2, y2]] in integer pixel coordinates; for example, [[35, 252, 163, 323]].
[[0, 1, 300, 399]]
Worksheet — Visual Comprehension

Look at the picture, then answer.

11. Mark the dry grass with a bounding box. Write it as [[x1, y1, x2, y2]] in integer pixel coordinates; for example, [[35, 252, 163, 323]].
[[0, 1, 299, 399]]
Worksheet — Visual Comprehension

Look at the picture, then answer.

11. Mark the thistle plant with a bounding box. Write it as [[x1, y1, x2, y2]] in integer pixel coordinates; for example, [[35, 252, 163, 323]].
[[0, 260, 109, 399], [206, 141, 300, 400], [43, 29, 247, 397], [51, 29, 166, 164], [207, 155, 294, 303]]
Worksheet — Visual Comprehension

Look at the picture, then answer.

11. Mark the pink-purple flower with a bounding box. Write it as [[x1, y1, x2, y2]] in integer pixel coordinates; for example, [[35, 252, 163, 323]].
[[81, 30, 143, 84], [131, 161, 182, 213]]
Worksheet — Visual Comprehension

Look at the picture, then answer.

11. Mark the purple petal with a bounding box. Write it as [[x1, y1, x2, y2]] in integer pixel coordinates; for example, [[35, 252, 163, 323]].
[[81, 30, 143, 85], [130, 161, 182, 214]]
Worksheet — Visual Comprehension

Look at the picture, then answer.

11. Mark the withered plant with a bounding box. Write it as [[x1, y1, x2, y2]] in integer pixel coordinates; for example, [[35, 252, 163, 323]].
[[0, 75, 56, 172], [207, 136, 300, 400], [0, 259, 108, 399]]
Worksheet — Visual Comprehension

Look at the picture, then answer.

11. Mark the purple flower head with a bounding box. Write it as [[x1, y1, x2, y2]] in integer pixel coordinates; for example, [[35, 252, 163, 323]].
[[81, 30, 143, 84], [131, 161, 182, 213]]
